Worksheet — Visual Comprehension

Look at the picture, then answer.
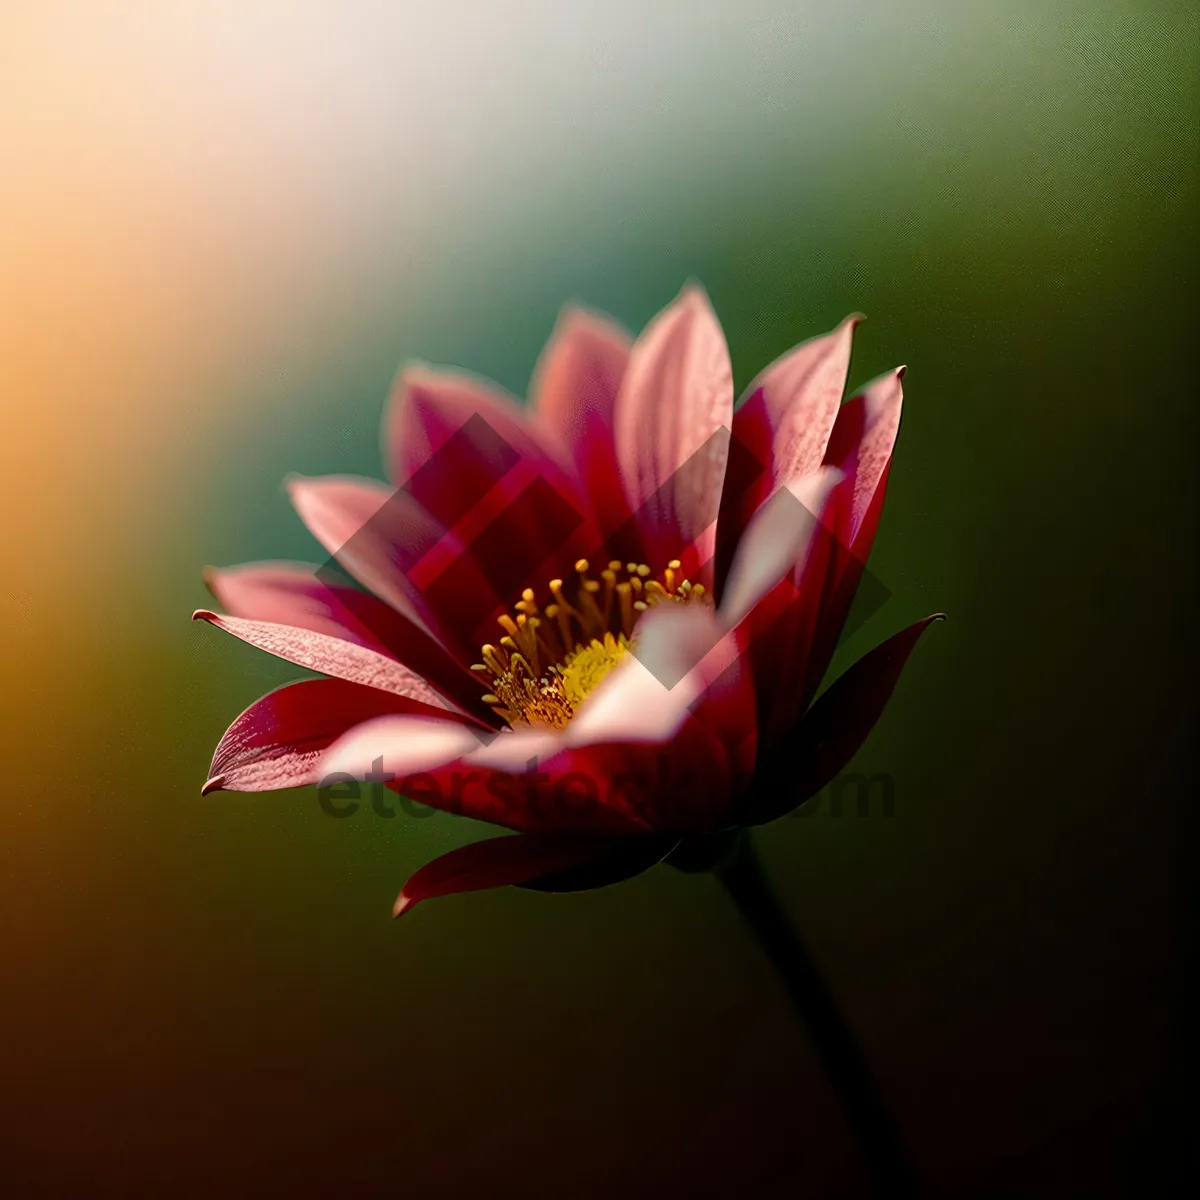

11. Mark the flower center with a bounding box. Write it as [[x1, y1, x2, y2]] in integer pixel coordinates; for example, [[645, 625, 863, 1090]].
[[474, 558, 708, 730]]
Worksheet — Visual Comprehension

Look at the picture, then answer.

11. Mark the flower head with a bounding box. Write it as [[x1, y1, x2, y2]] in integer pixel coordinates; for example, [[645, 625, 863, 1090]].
[[195, 285, 940, 915]]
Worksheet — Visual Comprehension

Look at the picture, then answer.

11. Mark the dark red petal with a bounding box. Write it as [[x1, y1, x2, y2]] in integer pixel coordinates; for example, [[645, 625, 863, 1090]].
[[716, 315, 860, 593], [517, 834, 680, 893], [203, 678, 455, 794], [322, 715, 652, 834], [204, 560, 493, 722], [740, 614, 944, 825], [378, 369, 614, 646], [323, 604, 761, 837], [531, 306, 635, 548], [795, 367, 906, 707], [822, 368, 904, 548], [393, 832, 633, 917], [384, 367, 603, 620]]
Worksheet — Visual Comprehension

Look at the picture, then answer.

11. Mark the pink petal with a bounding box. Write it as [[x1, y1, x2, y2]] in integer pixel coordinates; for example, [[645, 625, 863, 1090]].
[[203, 677, 455, 794], [715, 314, 860, 593], [321, 714, 651, 835], [322, 603, 759, 836], [192, 610, 465, 713], [572, 602, 753, 772], [822, 366, 905, 550], [719, 469, 844, 627], [741, 614, 944, 825], [412, 458, 595, 653], [285, 475, 441, 630], [204, 560, 491, 720], [286, 473, 530, 663], [392, 831, 639, 917], [563, 603, 753, 826], [386, 364, 576, 493], [205, 561, 393, 652], [718, 469, 846, 743], [384, 368, 608, 647], [384, 365, 595, 560], [324, 609, 751, 835], [565, 606, 721, 746], [324, 714, 486, 776], [530, 306, 636, 548], [796, 367, 906, 705], [720, 368, 906, 743], [613, 285, 734, 581]]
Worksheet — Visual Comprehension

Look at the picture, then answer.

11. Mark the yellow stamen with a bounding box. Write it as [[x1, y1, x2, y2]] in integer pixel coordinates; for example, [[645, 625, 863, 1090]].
[[559, 633, 632, 711], [616, 582, 634, 637], [475, 557, 712, 729]]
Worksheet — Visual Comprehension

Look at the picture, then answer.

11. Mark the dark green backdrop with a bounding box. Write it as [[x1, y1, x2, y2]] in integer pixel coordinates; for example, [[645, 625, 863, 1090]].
[[2, 3, 1196, 1195]]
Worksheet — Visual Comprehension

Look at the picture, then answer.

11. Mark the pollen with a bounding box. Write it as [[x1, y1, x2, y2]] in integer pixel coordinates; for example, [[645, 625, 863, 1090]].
[[559, 632, 631, 711], [475, 558, 709, 729]]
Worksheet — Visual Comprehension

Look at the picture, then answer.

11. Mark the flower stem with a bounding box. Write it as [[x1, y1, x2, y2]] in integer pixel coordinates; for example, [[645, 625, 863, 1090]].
[[716, 833, 916, 1198]]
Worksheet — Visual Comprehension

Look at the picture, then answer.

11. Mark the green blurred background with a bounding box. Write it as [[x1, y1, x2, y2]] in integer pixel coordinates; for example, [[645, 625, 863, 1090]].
[[2, 2, 1196, 1195]]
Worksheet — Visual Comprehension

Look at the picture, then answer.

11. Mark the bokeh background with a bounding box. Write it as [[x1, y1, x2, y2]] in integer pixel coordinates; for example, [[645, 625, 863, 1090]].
[[2, 2, 1196, 1195]]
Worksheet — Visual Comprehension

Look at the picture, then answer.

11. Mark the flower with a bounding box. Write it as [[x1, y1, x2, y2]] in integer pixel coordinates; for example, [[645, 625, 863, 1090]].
[[195, 285, 941, 915]]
